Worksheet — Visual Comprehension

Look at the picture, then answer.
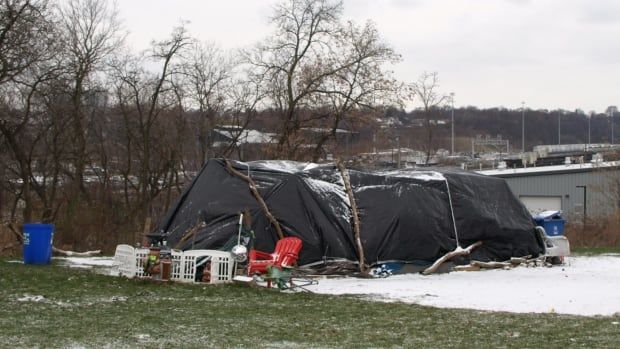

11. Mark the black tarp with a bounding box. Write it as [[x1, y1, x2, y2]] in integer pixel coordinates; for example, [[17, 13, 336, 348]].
[[152, 159, 544, 267]]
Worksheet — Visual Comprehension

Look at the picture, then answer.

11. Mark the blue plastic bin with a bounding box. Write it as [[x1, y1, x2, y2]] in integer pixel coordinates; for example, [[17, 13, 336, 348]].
[[23, 223, 54, 265], [533, 211, 565, 236]]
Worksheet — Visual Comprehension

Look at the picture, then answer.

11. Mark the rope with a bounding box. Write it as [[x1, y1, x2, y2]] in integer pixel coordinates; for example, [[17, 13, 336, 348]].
[[445, 178, 460, 248]]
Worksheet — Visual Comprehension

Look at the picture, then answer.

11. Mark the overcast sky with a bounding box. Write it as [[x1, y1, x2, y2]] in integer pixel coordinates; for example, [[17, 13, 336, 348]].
[[117, 0, 620, 113]]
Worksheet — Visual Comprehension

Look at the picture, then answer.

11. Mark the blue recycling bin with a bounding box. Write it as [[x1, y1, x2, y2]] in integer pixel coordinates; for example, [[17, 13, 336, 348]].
[[22, 223, 55, 265], [533, 211, 565, 236]]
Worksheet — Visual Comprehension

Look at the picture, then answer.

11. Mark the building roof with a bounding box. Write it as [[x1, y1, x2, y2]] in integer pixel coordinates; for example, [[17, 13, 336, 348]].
[[477, 161, 620, 178], [213, 128, 275, 145]]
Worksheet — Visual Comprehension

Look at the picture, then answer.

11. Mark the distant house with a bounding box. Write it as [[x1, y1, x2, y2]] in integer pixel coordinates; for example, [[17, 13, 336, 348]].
[[211, 125, 276, 159]]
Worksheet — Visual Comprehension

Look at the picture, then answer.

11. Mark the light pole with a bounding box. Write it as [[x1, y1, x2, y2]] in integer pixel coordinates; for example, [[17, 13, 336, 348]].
[[576, 185, 587, 231], [612, 109, 615, 145], [450, 92, 455, 155], [396, 136, 401, 169], [588, 112, 592, 150], [608, 106, 618, 145], [521, 101, 525, 153], [558, 110, 561, 145]]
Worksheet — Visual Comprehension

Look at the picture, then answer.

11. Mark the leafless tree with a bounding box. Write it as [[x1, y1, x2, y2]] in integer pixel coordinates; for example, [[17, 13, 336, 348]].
[[0, 61, 66, 223], [180, 42, 232, 166], [58, 0, 124, 203], [410, 71, 449, 164], [218, 76, 266, 160], [112, 24, 191, 227], [309, 20, 401, 161], [244, 0, 343, 158], [245, 0, 400, 160], [0, 0, 61, 223], [0, 0, 55, 84]]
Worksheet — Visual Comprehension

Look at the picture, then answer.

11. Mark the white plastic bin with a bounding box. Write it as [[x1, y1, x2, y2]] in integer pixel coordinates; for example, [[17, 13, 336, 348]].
[[113, 244, 137, 278], [179, 250, 235, 284]]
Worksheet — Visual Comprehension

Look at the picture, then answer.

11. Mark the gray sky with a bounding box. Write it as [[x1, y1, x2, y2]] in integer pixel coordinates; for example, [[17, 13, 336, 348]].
[[118, 0, 620, 113]]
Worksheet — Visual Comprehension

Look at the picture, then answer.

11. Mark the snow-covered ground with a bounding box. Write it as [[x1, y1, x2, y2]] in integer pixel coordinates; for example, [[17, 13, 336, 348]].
[[304, 255, 620, 317], [57, 255, 620, 316], [54, 257, 115, 269]]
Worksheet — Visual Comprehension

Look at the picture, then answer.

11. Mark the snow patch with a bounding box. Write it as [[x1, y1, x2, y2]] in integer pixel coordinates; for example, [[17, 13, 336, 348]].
[[303, 177, 350, 206], [54, 257, 115, 267], [17, 295, 46, 302], [253, 160, 314, 174], [378, 170, 446, 181], [305, 256, 620, 316]]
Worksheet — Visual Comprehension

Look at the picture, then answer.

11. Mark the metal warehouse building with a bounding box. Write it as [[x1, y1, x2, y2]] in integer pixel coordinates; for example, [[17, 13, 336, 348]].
[[477, 161, 620, 220]]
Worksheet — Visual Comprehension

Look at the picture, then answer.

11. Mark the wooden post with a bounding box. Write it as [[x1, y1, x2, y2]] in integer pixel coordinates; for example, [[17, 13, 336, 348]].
[[336, 159, 366, 273], [141, 217, 152, 245], [224, 159, 284, 240]]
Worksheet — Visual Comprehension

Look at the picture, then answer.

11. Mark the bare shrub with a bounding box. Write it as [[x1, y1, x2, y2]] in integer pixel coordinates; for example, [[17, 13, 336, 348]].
[[564, 215, 620, 248]]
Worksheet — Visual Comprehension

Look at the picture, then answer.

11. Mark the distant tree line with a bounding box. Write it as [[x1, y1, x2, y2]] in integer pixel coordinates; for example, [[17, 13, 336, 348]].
[[379, 105, 619, 155]]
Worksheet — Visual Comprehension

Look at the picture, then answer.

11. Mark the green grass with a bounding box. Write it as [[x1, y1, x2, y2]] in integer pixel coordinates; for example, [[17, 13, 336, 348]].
[[1, 260, 619, 348], [571, 246, 620, 255]]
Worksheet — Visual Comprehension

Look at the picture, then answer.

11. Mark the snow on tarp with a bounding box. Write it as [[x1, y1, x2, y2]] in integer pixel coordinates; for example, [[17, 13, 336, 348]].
[[152, 159, 544, 267]]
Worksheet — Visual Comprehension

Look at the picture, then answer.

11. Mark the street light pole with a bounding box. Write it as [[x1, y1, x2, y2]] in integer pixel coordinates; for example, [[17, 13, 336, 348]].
[[521, 101, 525, 153], [450, 92, 455, 155], [558, 111, 561, 145], [576, 185, 587, 231], [608, 106, 618, 145], [612, 110, 615, 145], [588, 112, 592, 149], [396, 136, 401, 169]]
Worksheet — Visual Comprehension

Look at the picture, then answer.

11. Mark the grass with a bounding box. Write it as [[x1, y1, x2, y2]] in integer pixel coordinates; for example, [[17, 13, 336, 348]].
[[571, 246, 620, 255], [1, 260, 619, 348]]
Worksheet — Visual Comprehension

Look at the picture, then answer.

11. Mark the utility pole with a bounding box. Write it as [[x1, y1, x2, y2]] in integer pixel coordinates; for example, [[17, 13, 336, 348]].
[[521, 101, 525, 153], [450, 92, 455, 155]]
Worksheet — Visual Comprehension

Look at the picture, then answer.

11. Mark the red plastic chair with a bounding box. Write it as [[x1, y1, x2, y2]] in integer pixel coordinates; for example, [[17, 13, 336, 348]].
[[247, 237, 302, 276]]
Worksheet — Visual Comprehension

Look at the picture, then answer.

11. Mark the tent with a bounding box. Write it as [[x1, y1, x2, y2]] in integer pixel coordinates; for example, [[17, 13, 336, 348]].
[[152, 159, 544, 268]]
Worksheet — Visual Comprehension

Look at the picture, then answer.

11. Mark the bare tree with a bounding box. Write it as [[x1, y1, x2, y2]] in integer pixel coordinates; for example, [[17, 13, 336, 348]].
[[218, 76, 266, 160], [0, 0, 61, 223], [246, 0, 400, 160], [0, 0, 55, 84], [112, 24, 191, 227], [0, 61, 66, 223], [410, 71, 448, 164], [309, 20, 401, 161], [244, 0, 343, 158], [58, 0, 124, 203], [181, 42, 232, 166]]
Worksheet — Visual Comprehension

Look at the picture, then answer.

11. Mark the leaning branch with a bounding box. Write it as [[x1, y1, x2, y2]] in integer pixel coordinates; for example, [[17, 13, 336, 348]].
[[51, 247, 101, 257], [1, 242, 20, 252], [174, 221, 205, 249], [422, 241, 483, 275], [336, 159, 366, 273], [224, 159, 284, 240], [7, 222, 100, 257]]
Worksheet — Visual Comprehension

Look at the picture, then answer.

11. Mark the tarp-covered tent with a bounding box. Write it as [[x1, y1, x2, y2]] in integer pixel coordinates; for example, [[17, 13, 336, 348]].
[[152, 159, 544, 267]]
